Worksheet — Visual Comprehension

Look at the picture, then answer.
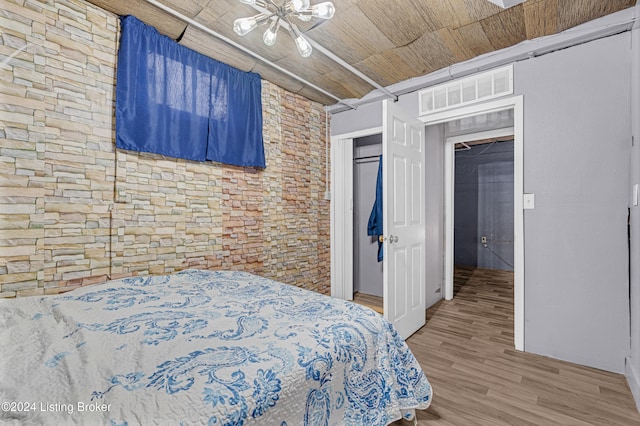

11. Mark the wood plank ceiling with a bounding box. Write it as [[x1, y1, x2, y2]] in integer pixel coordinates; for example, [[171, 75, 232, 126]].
[[86, 0, 636, 105]]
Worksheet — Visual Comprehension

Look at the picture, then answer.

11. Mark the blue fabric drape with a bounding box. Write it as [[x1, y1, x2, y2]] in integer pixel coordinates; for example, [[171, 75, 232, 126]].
[[206, 65, 264, 167], [367, 155, 383, 262], [116, 15, 265, 168]]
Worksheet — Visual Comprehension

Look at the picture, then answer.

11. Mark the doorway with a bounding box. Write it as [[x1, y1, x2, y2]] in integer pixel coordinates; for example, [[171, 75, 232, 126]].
[[452, 134, 515, 301], [331, 95, 524, 348], [430, 96, 524, 350], [352, 134, 383, 313], [452, 129, 515, 266]]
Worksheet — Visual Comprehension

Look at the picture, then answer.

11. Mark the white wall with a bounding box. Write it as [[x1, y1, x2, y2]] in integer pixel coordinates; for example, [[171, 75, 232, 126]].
[[331, 31, 633, 374]]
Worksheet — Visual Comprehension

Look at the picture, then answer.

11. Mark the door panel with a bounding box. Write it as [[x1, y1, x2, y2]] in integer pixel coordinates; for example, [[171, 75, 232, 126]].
[[411, 244, 422, 310], [393, 155, 406, 226], [383, 100, 426, 340], [393, 247, 407, 320], [411, 162, 422, 225]]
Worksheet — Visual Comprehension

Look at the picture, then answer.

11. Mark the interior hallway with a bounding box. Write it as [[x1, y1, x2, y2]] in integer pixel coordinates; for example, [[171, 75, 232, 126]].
[[388, 266, 640, 425]]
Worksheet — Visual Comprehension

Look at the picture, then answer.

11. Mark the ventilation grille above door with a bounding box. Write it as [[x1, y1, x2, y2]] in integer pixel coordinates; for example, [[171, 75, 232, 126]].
[[418, 65, 513, 116]]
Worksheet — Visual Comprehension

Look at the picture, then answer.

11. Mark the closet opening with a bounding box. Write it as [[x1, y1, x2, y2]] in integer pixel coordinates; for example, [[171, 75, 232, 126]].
[[352, 134, 384, 314]]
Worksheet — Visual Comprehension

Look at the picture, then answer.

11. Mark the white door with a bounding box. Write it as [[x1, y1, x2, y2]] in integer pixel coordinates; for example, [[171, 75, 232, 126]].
[[382, 100, 426, 340]]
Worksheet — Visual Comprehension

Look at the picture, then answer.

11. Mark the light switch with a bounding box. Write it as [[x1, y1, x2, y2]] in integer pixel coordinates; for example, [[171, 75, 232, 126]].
[[523, 193, 535, 210], [634, 184, 639, 207]]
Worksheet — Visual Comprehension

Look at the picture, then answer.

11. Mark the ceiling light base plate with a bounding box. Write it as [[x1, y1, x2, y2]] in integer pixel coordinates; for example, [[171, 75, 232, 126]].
[[484, 0, 526, 9]]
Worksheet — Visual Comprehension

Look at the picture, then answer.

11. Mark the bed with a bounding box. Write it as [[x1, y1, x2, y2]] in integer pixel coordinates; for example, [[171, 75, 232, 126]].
[[0, 269, 432, 425]]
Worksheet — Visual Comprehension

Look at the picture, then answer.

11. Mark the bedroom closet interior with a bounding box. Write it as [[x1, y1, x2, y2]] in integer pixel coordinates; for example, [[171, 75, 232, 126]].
[[353, 134, 383, 312]]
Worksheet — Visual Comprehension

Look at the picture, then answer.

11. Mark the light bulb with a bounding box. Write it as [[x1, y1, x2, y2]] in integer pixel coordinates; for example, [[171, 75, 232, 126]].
[[294, 34, 312, 57], [295, 35, 312, 57], [288, 23, 312, 57], [233, 13, 270, 36], [263, 19, 280, 46], [239, 0, 256, 4], [296, 13, 312, 22], [289, 0, 310, 12], [311, 2, 335, 19], [233, 17, 258, 36]]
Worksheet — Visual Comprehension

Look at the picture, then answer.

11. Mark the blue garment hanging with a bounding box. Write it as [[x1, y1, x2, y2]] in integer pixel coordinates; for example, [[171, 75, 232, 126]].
[[367, 155, 383, 262]]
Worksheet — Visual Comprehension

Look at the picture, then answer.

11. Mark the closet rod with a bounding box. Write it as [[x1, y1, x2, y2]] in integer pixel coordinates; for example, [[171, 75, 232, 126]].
[[353, 155, 381, 161]]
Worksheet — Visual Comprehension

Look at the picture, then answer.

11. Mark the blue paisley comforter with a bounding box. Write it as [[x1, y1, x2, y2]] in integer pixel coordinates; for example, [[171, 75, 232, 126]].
[[0, 270, 432, 425]]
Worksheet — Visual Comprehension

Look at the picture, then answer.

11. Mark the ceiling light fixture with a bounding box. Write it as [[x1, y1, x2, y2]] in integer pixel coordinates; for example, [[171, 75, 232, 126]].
[[233, 0, 335, 58], [483, 0, 527, 8]]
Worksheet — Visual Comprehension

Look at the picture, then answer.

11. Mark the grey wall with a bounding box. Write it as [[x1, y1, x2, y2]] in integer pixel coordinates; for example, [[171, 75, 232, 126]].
[[353, 137, 383, 297], [331, 30, 633, 374], [626, 25, 640, 408], [331, 102, 381, 135], [516, 33, 630, 373], [455, 141, 514, 271]]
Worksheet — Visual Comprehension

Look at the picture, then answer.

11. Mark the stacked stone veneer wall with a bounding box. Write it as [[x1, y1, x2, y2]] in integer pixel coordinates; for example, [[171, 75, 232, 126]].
[[0, 0, 330, 297]]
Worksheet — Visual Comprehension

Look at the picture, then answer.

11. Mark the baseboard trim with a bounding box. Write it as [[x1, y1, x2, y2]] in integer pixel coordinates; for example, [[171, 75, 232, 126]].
[[626, 357, 640, 413]]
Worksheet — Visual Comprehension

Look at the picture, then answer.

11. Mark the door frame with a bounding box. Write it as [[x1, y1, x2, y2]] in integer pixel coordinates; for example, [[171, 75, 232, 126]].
[[330, 95, 524, 351], [330, 126, 382, 301], [421, 95, 524, 351], [444, 126, 515, 299]]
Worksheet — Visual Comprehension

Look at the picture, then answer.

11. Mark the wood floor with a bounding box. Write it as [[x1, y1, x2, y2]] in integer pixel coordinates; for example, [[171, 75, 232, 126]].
[[354, 291, 384, 314], [379, 266, 640, 425]]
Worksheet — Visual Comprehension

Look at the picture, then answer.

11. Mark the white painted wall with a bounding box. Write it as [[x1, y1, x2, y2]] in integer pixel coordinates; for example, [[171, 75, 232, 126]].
[[331, 30, 633, 374]]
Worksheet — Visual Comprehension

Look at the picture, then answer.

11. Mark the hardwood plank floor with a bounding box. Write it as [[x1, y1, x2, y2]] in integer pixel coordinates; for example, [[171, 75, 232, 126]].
[[354, 291, 384, 314], [389, 266, 640, 425]]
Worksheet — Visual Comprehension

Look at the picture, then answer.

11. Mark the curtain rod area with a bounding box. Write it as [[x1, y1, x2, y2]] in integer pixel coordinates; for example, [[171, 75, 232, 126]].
[[142, 0, 356, 110]]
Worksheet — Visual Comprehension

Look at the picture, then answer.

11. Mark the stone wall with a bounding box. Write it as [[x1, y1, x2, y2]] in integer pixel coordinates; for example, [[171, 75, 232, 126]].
[[0, 0, 331, 297]]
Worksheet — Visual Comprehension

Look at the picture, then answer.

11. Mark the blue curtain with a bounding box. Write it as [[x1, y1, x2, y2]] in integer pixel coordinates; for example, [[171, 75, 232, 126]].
[[116, 15, 265, 168]]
